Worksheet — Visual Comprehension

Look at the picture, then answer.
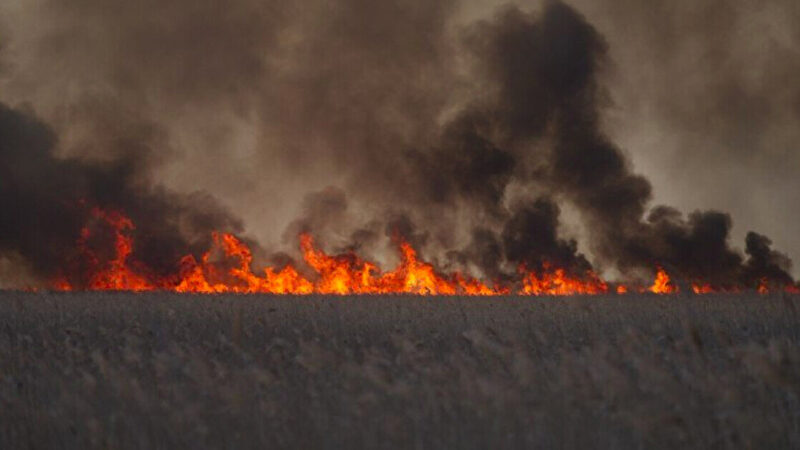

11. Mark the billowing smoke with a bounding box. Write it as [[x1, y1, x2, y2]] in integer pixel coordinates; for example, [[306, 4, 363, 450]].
[[0, 0, 795, 290], [501, 198, 592, 275], [0, 103, 242, 287]]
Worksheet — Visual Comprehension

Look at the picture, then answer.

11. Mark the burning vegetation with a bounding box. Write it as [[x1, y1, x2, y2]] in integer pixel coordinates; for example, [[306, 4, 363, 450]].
[[48, 208, 797, 295], [0, 1, 798, 295]]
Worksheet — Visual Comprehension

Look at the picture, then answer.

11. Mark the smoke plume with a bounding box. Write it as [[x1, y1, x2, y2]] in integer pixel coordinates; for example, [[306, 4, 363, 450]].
[[0, 0, 796, 290], [0, 103, 241, 287]]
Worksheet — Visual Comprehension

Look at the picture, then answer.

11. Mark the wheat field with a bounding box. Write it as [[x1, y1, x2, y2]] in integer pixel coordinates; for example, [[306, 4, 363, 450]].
[[2, 292, 799, 449]]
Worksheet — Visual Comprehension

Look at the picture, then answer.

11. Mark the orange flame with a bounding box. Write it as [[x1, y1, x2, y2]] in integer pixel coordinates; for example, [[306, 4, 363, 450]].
[[68, 208, 156, 292], [520, 264, 608, 296], [648, 267, 677, 294], [299, 234, 501, 295], [175, 232, 314, 294], [49, 209, 799, 296], [757, 278, 769, 295], [691, 283, 713, 294]]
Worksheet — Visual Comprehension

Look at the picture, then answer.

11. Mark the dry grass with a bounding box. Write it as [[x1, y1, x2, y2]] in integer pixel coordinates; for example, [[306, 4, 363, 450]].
[[1, 292, 799, 449]]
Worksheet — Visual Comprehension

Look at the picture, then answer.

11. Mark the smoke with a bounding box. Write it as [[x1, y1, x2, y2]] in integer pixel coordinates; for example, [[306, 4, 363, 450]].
[[406, 114, 517, 216], [742, 232, 794, 288], [567, 0, 800, 271], [283, 186, 349, 241], [503, 198, 590, 272], [0, 102, 241, 287], [0, 0, 796, 289], [425, 1, 795, 289]]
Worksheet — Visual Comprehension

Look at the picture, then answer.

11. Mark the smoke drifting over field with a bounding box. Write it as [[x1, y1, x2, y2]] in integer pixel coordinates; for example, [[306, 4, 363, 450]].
[[0, 0, 796, 290], [0, 103, 242, 281]]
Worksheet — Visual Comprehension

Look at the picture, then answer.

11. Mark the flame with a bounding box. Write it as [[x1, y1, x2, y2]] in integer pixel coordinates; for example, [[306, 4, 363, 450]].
[[690, 283, 741, 295], [51, 276, 73, 291], [757, 278, 769, 295], [63, 208, 156, 292], [648, 267, 677, 294], [175, 232, 314, 294], [691, 283, 714, 294], [299, 234, 501, 295], [49, 209, 800, 296], [520, 264, 608, 296]]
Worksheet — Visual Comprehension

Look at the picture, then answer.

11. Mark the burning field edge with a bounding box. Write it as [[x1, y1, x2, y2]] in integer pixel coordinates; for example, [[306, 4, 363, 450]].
[[43, 208, 800, 297]]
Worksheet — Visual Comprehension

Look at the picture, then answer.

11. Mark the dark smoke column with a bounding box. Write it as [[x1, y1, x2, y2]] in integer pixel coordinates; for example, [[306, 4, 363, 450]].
[[393, 0, 796, 288], [0, 102, 242, 288]]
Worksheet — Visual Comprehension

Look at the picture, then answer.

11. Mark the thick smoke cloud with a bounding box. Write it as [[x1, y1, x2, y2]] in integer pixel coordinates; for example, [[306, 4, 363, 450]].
[[501, 198, 591, 275], [438, 1, 795, 288], [407, 114, 516, 215], [0, 0, 796, 289], [567, 0, 800, 270], [462, 3, 654, 257], [742, 232, 794, 288], [0, 102, 241, 287]]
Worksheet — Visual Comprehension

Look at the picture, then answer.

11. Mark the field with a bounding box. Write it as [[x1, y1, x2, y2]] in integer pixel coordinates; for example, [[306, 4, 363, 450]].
[[2, 292, 800, 449]]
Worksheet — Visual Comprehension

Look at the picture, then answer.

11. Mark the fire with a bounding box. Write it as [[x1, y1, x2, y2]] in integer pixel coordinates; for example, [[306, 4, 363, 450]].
[[757, 278, 769, 295], [299, 234, 501, 295], [690, 283, 741, 295], [51, 276, 73, 292], [50, 209, 800, 296], [57, 208, 156, 292], [691, 283, 714, 294], [648, 267, 677, 294], [520, 264, 608, 296], [175, 232, 314, 294]]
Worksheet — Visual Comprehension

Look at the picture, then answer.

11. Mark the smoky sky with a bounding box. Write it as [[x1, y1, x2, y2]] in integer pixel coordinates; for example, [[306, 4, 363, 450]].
[[0, 101, 242, 288], [0, 0, 797, 288], [566, 0, 800, 272]]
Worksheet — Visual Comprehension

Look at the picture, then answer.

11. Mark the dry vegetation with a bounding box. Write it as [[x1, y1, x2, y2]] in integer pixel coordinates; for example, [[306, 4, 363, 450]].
[[2, 292, 800, 449]]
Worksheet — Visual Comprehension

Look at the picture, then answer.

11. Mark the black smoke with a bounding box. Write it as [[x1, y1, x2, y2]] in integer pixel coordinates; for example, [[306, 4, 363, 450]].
[[415, 1, 796, 289], [501, 198, 591, 275], [0, 0, 796, 291], [0, 103, 241, 287], [742, 232, 794, 288]]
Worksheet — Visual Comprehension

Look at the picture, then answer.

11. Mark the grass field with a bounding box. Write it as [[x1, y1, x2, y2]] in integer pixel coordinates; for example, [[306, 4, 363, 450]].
[[2, 292, 799, 449]]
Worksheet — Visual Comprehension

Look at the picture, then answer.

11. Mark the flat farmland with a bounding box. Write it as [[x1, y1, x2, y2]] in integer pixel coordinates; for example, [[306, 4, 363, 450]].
[[2, 292, 799, 449]]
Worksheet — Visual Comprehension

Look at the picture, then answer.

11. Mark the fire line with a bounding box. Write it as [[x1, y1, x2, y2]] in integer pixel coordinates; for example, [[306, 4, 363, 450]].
[[51, 209, 797, 295]]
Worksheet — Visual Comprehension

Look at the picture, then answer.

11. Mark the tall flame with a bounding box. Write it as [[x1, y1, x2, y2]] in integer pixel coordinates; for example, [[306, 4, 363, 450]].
[[648, 267, 677, 294], [77, 208, 156, 292]]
